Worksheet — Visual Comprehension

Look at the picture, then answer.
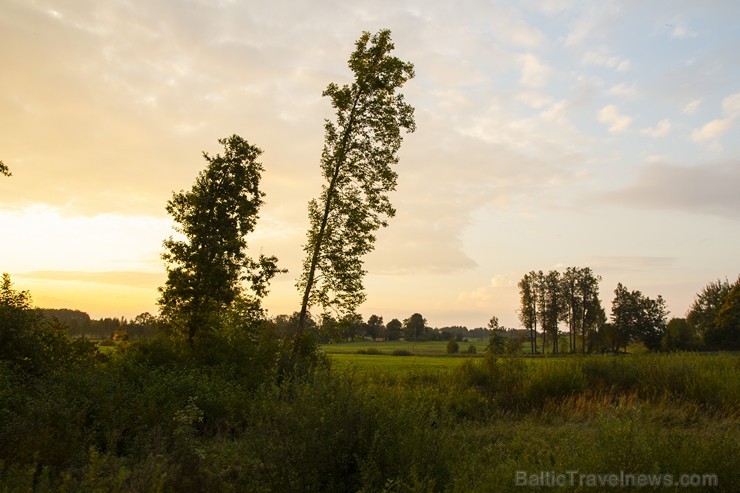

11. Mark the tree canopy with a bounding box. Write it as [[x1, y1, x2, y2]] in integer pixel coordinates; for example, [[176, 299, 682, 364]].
[[293, 29, 415, 360], [158, 135, 282, 346]]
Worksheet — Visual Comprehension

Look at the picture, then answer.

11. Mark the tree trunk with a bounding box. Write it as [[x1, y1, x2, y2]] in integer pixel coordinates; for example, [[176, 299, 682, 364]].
[[291, 94, 362, 367]]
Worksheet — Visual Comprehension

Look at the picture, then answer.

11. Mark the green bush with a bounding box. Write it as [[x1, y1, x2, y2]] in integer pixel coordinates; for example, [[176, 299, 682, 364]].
[[391, 349, 413, 356]]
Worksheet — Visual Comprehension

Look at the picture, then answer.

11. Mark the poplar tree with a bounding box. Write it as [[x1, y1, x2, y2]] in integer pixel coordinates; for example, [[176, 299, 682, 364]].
[[518, 271, 539, 354], [293, 29, 415, 361]]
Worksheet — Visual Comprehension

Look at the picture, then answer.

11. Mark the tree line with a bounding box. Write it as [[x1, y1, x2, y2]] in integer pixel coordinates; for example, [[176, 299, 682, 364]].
[[517, 269, 738, 353]]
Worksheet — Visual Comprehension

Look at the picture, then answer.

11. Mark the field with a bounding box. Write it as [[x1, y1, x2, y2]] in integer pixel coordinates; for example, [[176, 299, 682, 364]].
[[321, 340, 484, 372], [2, 333, 738, 491]]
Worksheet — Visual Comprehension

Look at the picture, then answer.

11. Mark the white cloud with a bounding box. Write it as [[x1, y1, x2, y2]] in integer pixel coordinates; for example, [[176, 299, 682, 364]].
[[682, 99, 701, 115], [722, 92, 740, 119], [516, 91, 554, 109], [691, 119, 733, 151], [532, 0, 574, 15], [598, 104, 632, 133], [607, 82, 638, 100], [519, 53, 550, 88], [669, 22, 697, 39], [582, 50, 630, 72], [690, 92, 740, 150], [490, 15, 544, 48], [641, 119, 671, 138]]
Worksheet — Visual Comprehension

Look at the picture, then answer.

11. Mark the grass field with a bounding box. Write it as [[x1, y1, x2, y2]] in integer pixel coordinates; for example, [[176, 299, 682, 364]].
[[320, 339, 488, 355]]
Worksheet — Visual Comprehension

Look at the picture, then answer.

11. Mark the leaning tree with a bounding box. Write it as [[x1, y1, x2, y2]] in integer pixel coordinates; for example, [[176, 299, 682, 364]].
[[292, 29, 415, 363]]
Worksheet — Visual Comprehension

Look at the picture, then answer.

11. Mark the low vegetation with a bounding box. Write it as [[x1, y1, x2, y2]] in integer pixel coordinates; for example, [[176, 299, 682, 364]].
[[1, 276, 738, 491]]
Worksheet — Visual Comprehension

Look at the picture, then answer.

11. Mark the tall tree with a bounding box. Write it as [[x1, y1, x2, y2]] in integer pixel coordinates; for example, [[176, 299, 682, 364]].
[[403, 313, 427, 342], [366, 314, 385, 340], [518, 271, 539, 354], [577, 268, 602, 353], [539, 270, 563, 354], [560, 267, 580, 353], [610, 283, 640, 352], [0, 160, 10, 177], [386, 318, 403, 341], [158, 135, 282, 347], [687, 277, 736, 343], [610, 283, 667, 352], [293, 29, 415, 361], [486, 315, 506, 355], [711, 282, 740, 350]]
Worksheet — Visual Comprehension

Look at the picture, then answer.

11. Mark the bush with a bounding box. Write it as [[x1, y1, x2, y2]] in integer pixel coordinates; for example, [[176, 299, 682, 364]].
[[446, 339, 459, 354], [391, 349, 412, 356]]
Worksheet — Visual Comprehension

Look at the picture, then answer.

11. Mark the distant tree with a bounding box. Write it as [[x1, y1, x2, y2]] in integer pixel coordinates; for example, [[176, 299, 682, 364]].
[[158, 135, 283, 347], [1, 274, 95, 373], [366, 314, 385, 340], [403, 313, 427, 341], [662, 318, 699, 351], [37, 308, 92, 337], [560, 267, 580, 353], [293, 29, 416, 364], [0, 160, 10, 177], [386, 318, 403, 341], [486, 316, 506, 355], [687, 278, 734, 339], [446, 338, 459, 354], [565, 267, 602, 354], [711, 282, 740, 350], [610, 283, 667, 352], [518, 271, 539, 354], [639, 295, 669, 351], [540, 270, 563, 354], [610, 283, 640, 352]]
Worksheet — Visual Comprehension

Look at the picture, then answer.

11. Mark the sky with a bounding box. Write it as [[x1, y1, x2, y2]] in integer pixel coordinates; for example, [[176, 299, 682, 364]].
[[1, 0, 739, 329]]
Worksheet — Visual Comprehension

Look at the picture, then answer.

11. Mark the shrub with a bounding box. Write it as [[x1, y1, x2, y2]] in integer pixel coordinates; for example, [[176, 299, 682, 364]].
[[446, 339, 459, 354], [391, 349, 412, 356]]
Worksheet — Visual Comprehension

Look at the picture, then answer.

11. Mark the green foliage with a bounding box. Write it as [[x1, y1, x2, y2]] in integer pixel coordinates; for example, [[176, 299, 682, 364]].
[[611, 283, 668, 352], [0, 160, 10, 177], [662, 317, 701, 351], [446, 338, 459, 354], [295, 29, 416, 355], [708, 281, 740, 350], [687, 277, 735, 339], [386, 318, 403, 341], [485, 330, 506, 355], [1, 344, 738, 491], [159, 135, 283, 346], [392, 349, 413, 356], [403, 313, 427, 341], [0, 273, 98, 374]]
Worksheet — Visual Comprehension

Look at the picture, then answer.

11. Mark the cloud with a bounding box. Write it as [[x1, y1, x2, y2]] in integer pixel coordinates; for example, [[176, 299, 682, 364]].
[[640, 119, 671, 138], [588, 256, 677, 273], [598, 104, 632, 133], [668, 22, 697, 39], [691, 119, 733, 150], [564, 4, 620, 47], [690, 92, 740, 150], [722, 92, 740, 119], [16, 271, 164, 289], [582, 50, 630, 72], [607, 82, 638, 100], [519, 53, 550, 88], [682, 98, 701, 115], [601, 161, 740, 219]]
